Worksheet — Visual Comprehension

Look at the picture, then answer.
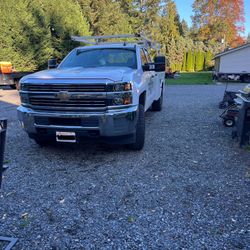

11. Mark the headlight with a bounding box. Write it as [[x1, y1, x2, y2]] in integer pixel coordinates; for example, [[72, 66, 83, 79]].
[[109, 83, 132, 92], [112, 93, 132, 105]]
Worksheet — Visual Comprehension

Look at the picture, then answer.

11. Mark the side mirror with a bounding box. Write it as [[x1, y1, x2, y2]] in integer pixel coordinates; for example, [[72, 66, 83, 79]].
[[48, 58, 58, 69], [142, 63, 155, 72], [154, 56, 166, 72]]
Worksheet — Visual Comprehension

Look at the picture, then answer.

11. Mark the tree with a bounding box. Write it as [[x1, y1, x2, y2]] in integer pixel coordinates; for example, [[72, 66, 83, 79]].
[[186, 50, 194, 72], [175, 36, 186, 71], [247, 33, 250, 43], [192, 0, 245, 47], [77, 0, 132, 36], [179, 19, 190, 37], [0, 0, 90, 71], [159, 0, 181, 69], [204, 51, 213, 70], [42, 0, 90, 60]]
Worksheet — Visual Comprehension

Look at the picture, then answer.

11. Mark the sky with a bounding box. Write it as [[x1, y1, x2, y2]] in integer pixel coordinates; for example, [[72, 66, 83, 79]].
[[174, 0, 250, 38]]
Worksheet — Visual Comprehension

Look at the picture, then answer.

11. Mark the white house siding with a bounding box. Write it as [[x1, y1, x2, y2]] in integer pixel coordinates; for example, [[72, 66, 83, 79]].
[[219, 46, 250, 73]]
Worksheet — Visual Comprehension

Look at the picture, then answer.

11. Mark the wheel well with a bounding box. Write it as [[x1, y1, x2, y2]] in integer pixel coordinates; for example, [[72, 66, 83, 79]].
[[139, 91, 146, 106]]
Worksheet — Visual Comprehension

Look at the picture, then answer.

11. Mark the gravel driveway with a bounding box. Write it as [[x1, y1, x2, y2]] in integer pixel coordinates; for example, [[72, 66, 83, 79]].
[[0, 84, 249, 249]]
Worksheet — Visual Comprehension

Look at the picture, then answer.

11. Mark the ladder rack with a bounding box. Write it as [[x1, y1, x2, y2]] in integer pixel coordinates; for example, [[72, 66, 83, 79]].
[[71, 33, 161, 52]]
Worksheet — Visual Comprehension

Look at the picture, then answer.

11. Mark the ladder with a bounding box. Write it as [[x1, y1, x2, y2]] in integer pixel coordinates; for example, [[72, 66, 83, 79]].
[[71, 33, 161, 52]]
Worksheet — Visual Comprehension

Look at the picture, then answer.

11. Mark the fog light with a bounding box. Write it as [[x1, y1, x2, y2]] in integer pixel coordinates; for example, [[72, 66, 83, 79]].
[[20, 95, 29, 104], [123, 96, 132, 105], [113, 97, 124, 105]]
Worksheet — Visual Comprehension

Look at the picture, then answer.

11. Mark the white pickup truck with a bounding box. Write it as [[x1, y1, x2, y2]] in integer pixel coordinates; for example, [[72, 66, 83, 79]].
[[17, 34, 165, 150]]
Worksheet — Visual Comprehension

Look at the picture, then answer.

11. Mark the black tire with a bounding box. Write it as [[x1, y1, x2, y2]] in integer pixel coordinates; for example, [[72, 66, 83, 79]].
[[127, 104, 145, 150], [242, 75, 250, 83], [223, 118, 235, 127], [34, 137, 49, 147], [152, 87, 163, 111], [9, 84, 16, 89]]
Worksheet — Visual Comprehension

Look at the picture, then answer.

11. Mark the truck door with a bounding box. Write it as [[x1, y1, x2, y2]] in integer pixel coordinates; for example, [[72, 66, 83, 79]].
[[144, 49, 158, 101], [140, 49, 155, 109]]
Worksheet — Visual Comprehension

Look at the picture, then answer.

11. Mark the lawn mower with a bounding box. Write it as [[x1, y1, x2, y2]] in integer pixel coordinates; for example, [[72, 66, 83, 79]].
[[220, 84, 250, 127], [218, 80, 238, 109]]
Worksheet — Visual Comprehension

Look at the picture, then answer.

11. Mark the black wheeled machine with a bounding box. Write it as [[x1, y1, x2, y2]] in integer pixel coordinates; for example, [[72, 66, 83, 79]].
[[219, 83, 250, 127]]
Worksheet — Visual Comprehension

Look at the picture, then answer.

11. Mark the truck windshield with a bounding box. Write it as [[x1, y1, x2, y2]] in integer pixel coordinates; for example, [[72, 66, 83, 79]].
[[59, 48, 137, 69]]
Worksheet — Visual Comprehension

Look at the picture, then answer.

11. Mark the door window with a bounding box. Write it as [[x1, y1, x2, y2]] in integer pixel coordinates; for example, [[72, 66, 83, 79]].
[[140, 49, 148, 65], [144, 49, 152, 63]]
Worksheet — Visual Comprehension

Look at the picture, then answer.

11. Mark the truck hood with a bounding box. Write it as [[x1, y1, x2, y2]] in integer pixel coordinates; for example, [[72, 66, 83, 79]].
[[21, 67, 136, 83]]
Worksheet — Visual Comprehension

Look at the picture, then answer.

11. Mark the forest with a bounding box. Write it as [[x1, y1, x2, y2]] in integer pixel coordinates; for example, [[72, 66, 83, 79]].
[[0, 0, 247, 72]]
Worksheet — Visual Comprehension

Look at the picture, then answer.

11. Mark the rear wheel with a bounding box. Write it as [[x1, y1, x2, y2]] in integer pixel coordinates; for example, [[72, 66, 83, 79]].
[[9, 84, 16, 89], [127, 104, 145, 150], [152, 86, 163, 111], [242, 75, 250, 83], [223, 118, 235, 127]]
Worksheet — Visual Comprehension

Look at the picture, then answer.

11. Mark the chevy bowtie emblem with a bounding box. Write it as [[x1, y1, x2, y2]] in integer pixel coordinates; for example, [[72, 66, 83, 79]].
[[56, 91, 71, 101]]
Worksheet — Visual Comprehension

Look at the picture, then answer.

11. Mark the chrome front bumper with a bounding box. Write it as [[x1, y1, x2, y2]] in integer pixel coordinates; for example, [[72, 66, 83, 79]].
[[17, 105, 138, 142]]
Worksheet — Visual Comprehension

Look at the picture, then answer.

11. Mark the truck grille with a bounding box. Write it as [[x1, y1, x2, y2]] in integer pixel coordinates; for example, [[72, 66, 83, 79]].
[[26, 84, 106, 92], [29, 97, 107, 109], [22, 83, 108, 111]]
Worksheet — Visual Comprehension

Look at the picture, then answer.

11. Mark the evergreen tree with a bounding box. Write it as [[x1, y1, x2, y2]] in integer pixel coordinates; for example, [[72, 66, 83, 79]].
[[179, 19, 190, 37], [1, 0, 245, 72], [0, 0, 90, 71], [204, 51, 213, 70], [0, 0, 42, 71], [182, 52, 187, 71], [186, 50, 194, 72], [42, 0, 90, 60], [77, 0, 132, 36], [175, 36, 186, 71], [159, 0, 180, 69], [195, 51, 205, 71]]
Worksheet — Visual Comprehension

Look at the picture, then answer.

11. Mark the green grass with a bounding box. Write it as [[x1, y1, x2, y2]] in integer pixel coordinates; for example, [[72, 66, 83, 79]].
[[166, 72, 213, 85]]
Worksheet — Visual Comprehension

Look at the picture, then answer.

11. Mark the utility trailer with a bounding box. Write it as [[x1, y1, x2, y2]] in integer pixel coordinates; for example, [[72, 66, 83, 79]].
[[0, 61, 33, 89], [213, 43, 250, 83]]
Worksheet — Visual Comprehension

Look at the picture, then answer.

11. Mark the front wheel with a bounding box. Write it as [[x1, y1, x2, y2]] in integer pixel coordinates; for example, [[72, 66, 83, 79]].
[[34, 137, 50, 147], [127, 104, 145, 150], [152, 87, 163, 111]]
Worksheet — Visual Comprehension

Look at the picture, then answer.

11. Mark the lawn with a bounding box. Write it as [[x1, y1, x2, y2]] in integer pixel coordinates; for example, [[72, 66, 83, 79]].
[[166, 72, 213, 85]]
